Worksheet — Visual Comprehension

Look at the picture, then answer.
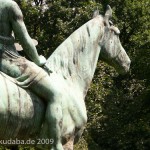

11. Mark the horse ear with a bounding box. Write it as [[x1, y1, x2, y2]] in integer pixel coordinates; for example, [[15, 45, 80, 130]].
[[93, 9, 99, 18], [104, 5, 112, 27]]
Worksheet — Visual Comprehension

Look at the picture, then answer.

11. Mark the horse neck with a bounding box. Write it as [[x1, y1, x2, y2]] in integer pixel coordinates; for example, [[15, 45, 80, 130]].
[[46, 16, 104, 97], [73, 17, 104, 96]]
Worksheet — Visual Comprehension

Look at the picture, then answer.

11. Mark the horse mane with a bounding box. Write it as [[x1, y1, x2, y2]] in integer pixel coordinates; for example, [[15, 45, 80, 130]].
[[46, 15, 104, 91]]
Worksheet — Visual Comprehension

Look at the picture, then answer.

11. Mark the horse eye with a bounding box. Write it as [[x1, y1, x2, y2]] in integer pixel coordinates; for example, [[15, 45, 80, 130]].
[[110, 30, 114, 35]]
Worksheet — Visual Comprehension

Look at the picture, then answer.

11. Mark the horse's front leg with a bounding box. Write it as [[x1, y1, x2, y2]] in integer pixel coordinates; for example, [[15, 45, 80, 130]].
[[63, 137, 74, 150]]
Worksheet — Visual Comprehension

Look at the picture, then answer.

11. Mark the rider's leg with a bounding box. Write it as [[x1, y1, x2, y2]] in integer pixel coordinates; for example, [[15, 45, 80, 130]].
[[46, 101, 63, 150], [0, 56, 64, 149], [30, 76, 64, 150]]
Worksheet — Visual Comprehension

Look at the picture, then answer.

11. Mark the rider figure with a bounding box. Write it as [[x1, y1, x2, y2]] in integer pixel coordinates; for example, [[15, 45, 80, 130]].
[[0, 0, 63, 149]]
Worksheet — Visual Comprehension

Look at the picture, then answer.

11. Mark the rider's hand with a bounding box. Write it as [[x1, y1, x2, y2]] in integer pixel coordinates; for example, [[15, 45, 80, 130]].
[[38, 55, 46, 66]]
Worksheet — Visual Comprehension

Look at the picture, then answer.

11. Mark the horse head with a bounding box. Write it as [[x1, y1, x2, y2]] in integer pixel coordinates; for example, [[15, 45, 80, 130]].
[[99, 5, 131, 74]]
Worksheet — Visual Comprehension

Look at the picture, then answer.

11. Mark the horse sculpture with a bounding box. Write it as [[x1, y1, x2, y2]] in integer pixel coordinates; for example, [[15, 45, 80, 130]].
[[0, 6, 130, 150]]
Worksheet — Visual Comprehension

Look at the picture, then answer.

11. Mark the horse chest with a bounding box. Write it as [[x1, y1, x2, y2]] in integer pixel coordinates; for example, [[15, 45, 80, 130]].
[[61, 89, 87, 136]]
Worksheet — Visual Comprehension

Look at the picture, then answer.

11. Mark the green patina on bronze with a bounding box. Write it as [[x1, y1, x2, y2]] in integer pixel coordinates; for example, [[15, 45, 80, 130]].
[[0, 1, 131, 150]]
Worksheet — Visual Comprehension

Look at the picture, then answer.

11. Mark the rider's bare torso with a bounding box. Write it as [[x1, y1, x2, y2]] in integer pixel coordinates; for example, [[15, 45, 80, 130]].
[[0, 0, 46, 65], [0, 0, 48, 87], [0, 1, 12, 36], [0, 0, 15, 50]]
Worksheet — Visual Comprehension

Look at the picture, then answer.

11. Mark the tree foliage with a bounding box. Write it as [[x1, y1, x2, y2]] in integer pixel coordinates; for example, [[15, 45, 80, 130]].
[[1, 0, 150, 150]]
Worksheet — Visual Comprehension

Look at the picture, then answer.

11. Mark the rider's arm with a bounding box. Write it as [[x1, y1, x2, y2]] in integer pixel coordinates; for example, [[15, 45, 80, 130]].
[[9, 1, 45, 66]]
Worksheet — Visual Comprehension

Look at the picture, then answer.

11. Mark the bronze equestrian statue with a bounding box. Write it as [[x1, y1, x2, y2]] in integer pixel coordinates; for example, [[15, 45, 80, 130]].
[[0, 1, 131, 149]]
